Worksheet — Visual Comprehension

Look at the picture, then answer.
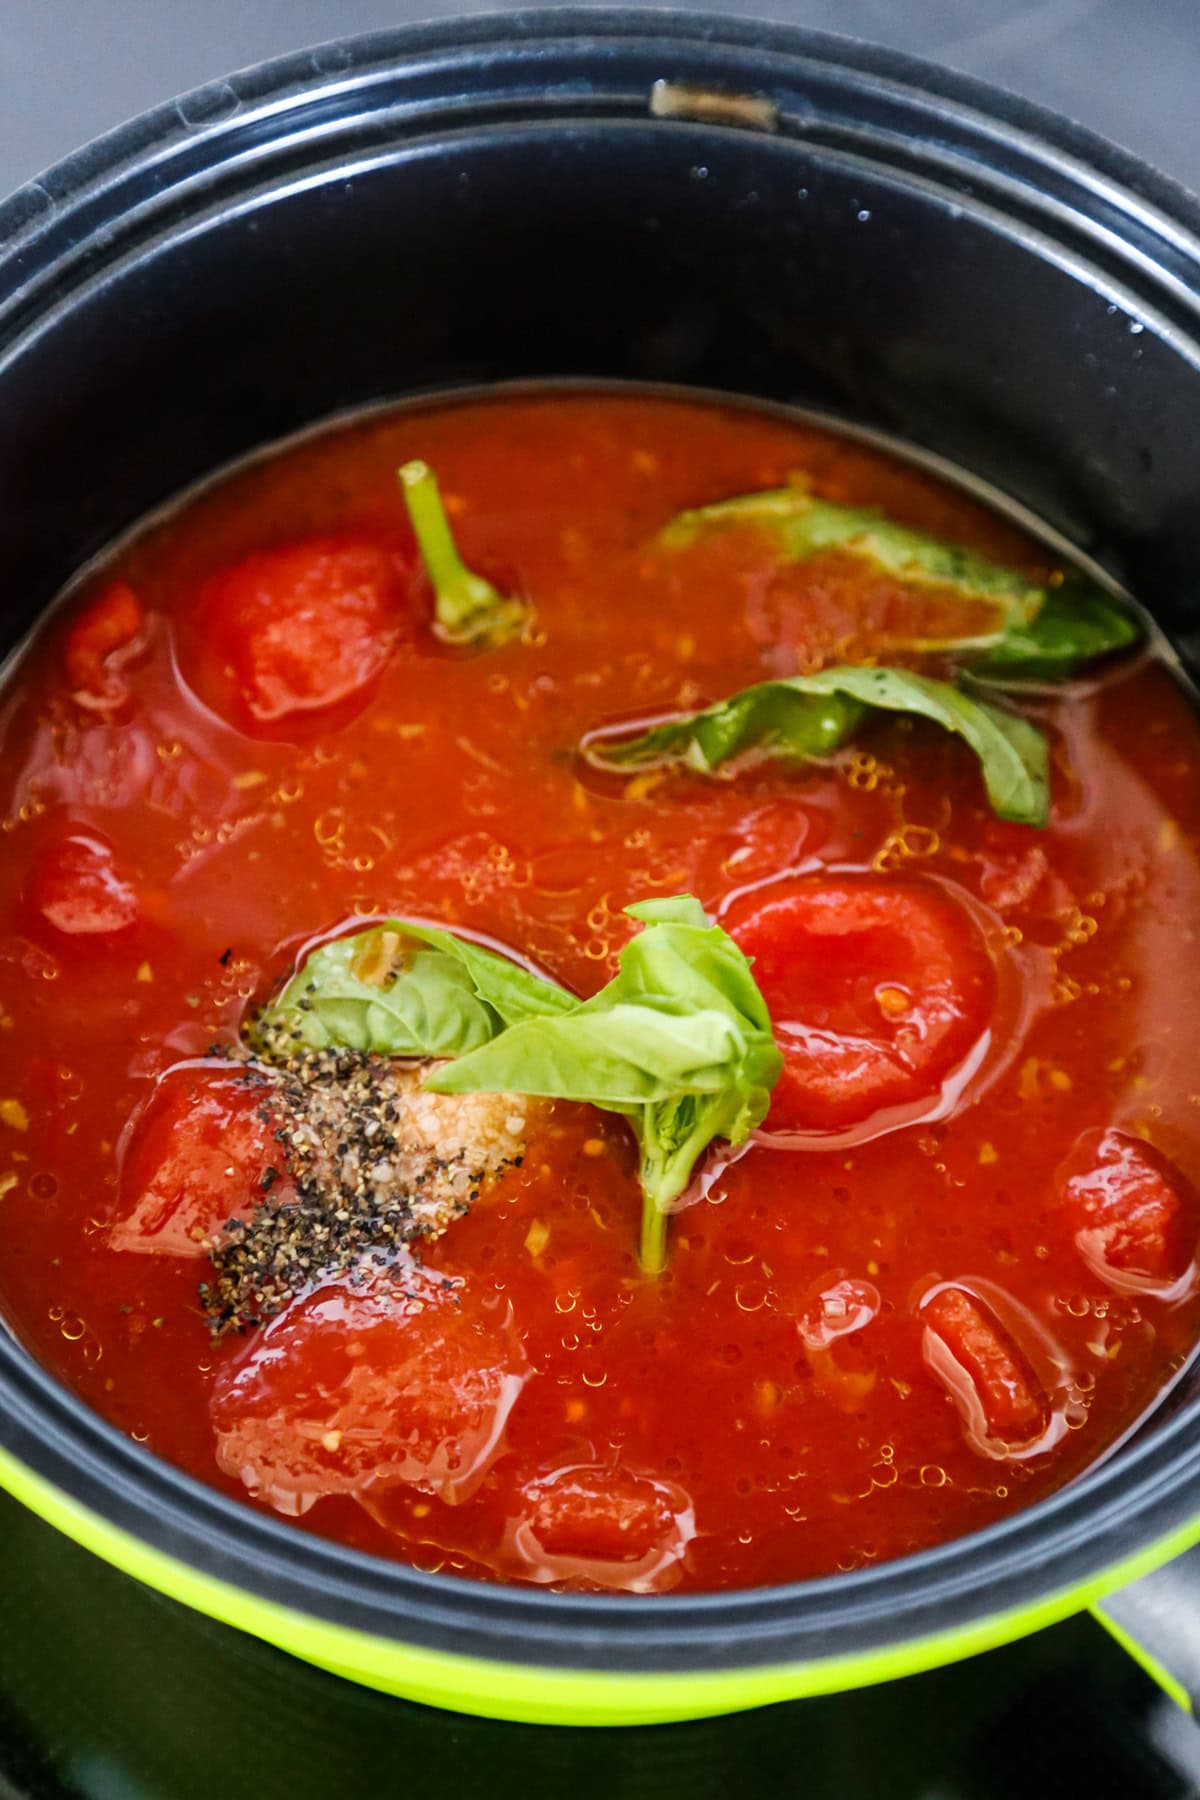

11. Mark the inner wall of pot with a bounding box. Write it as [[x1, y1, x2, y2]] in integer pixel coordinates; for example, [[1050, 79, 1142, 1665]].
[[1, 121, 1199, 675]]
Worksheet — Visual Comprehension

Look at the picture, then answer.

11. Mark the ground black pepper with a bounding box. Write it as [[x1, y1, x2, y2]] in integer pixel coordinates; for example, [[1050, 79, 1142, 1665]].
[[198, 1045, 529, 1336]]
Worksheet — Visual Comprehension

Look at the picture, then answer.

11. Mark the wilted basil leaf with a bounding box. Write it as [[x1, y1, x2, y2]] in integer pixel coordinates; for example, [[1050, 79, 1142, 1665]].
[[660, 483, 1141, 673], [585, 665, 1050, 826], [660, 484, 1044, 649], [969, 574, 1142, 679], [254, 919, 572, 1058]]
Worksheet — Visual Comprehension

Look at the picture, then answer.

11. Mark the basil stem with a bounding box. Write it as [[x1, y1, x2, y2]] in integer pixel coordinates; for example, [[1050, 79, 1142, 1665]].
[[399, 460, 529, 646]]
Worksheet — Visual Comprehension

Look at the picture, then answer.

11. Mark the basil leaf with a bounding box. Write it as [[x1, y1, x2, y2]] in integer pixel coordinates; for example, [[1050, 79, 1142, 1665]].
[[660, 484, 1044, 649], [969, 575, 1142, 679], [254, 919, 571, 1058], [399, 460, 530, 647], [253, 900, 776, 1270], [427, 896, 783, 1271], [616, 896, 776, 1041], [660, 484, 1142, 673], [585, 665, 1050, 827], [400, 921, 575, 1028], [804, 668, 1050, 826], [586, 684, 864, 774], [626, 894, 710, 929], [428, 1004, 757, 1107]]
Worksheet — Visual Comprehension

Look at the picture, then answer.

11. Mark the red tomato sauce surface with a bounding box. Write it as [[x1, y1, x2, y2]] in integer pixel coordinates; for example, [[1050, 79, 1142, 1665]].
[[1, 390, 1199, 1592]]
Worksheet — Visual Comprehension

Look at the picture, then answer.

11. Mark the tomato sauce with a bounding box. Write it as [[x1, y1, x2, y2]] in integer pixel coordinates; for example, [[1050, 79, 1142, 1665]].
[[1, 389, 1199, 1593]]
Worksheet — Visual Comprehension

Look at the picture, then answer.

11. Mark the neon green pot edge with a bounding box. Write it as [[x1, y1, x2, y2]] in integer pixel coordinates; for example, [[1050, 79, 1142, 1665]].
[[1, 1442, 1196, 1728]]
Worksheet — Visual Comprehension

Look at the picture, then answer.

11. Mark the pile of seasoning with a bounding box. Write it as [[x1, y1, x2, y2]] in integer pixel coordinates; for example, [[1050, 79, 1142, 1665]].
[[200, 1047, 529, 1335]]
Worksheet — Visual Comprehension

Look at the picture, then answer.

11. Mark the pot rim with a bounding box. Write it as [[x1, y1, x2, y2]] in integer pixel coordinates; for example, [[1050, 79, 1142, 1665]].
[[1, 7, 1199, 1677]]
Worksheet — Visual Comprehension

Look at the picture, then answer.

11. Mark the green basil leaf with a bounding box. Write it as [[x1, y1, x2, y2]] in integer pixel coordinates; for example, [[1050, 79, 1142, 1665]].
[[659, 484, 1044, 649], [637, 1086, 754, 1272], [606, 896, 776, 1039], [659, 484, 1142, 673], [800, 667, 1050, 826], [399, 460, 530, 647], [426, 1004, 759, 1106], [969, 575, 1143, 679], [427, 896, 783, 1271], [399, 921, 576, 1027], [625, 894, 710, 929], [254, 919, 571, 1058], [585, 665, 1050, 827], [585, 684, 864, 774]]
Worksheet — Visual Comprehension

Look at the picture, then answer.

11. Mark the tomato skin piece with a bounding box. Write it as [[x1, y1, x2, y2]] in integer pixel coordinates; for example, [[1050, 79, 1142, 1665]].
[[797, 1275, 882, 1413], [1057, 1128, 1196, 1291], [973, 819, 1052, 913], [197, 535, 413, 728], [65, 580, 146, 713], [111, 1065, 287, 1257], [28, 831, 140, 938], [921, 1285, 1045, 1440], [723, 876, 995, 1133], [798, 1274, 881, 1350], [210, 1272, 529, 1513]]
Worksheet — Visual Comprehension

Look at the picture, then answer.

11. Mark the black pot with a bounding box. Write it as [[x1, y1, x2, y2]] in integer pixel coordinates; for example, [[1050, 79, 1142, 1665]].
[[1, 8, 1199, 1727]]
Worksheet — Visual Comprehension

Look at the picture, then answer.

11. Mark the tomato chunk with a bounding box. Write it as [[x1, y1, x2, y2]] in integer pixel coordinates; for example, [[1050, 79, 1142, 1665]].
[[1057, 1128, 1195, 1291], [28, 831, 140, 938], [195, 535, 412, 728], [921, 1285, 1046, 1442], [724, 876, 994, 1133], [111, 1065, 286, 1257], [210, 1272, 529, 1513], [504, 1464, 695, 1590], [65, 580, 146, 713]]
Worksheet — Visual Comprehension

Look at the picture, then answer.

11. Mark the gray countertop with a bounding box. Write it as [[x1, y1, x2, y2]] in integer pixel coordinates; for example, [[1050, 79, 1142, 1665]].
[[1, 0, 1198, 200]]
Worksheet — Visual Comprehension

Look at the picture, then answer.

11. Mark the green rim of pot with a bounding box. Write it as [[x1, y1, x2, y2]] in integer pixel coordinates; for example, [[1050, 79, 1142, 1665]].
[[1, 1444, 1197, 1726]]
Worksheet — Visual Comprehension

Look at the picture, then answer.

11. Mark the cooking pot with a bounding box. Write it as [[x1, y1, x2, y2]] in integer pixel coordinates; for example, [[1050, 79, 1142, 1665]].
[[1, 8, 1199, 1729]]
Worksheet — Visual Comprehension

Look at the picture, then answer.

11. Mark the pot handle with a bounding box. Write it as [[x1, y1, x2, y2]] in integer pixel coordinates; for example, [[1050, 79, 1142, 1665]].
[[1091, 1544, 1200, 1714]]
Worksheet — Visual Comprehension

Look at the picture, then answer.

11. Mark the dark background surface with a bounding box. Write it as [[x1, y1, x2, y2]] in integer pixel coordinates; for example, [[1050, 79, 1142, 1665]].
[[1, 2, 1199, 1796]]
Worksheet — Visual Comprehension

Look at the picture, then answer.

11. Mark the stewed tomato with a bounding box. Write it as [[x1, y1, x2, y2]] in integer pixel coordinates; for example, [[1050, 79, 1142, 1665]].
[[186, 534, 414, 729], [64, 579, 146, 713], [111, 1065, 288, 1257], [920, 1284, 1051, 1446], [27, 830, 140, 938], [1057, 1128, 1197, 1293], [210, 1271, 529, 1512], [723, 875, 995, 1134], [502, 1464, 695, 1591]]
